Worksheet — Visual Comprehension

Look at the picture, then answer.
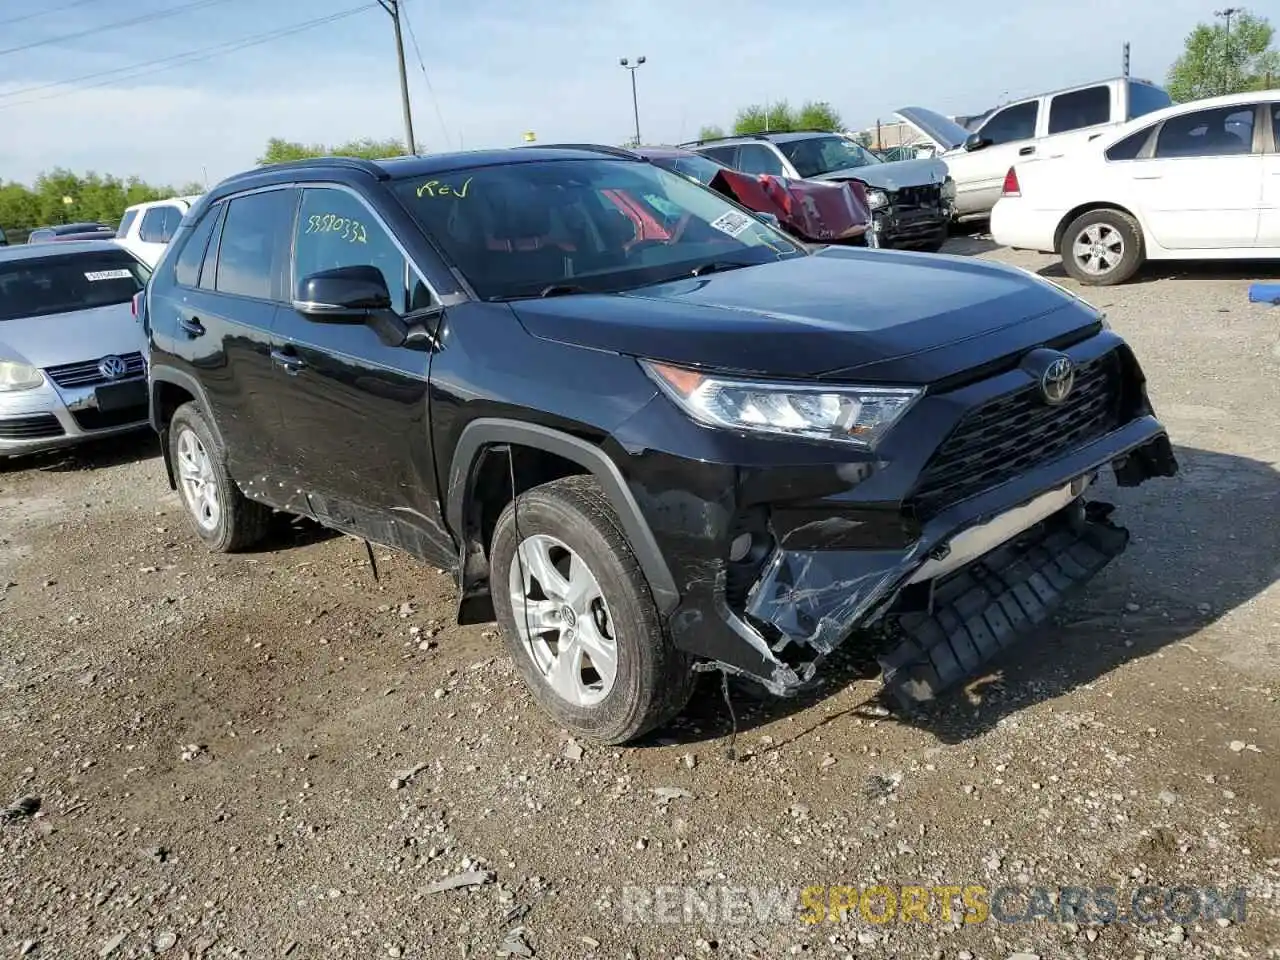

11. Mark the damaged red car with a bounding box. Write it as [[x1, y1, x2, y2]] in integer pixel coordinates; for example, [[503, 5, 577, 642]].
[[539, 145, 872, 246]]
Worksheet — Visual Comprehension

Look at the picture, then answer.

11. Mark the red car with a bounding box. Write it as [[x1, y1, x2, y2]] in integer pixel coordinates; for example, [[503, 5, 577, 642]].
[[535, 144, 871, 246]]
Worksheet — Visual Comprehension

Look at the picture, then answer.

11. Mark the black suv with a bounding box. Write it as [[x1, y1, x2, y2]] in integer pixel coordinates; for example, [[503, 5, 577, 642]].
[[143, 148, 1177, 744]]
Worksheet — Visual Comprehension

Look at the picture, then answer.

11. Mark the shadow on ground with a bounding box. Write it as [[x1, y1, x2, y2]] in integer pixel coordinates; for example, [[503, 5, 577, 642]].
[[660, 443, 1280, 750], [1038, 259, 1280, 285], [1, 429, 160, 474]]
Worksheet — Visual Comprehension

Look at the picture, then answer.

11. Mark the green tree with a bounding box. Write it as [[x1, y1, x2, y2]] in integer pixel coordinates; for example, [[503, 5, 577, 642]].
[[0, 168, 185, 235], [733, 101, 798, 135], [697, 124, 725, 141], [795, 101, 844, 132], [257, 136, 410, 165], [1166, 9, 1280, 101]]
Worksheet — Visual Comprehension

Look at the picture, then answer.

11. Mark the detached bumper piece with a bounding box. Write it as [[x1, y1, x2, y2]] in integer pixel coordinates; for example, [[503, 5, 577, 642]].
[[878, 501, 1128, 709]]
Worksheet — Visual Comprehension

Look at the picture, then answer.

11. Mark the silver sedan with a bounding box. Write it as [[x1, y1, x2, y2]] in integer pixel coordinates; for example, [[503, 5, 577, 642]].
[[0, 241, 152, 457]]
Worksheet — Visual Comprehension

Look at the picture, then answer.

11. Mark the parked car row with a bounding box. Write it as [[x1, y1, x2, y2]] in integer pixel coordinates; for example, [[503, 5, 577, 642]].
[[117, 146, 1177, 743], [991, 90, 1280, 285]]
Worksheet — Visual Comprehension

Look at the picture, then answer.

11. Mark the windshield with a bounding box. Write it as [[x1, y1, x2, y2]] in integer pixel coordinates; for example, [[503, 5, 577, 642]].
[[777, 136, 882, 178], [0, 250, 150, 321], [392, 158, 803, 301]]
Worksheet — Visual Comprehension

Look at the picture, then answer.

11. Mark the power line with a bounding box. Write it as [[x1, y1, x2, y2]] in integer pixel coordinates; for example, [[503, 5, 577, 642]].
[[401, 0, 455, 149], [0, 0, 102, 29], [0, 0, 233, 58], [0, 5, 376, 111]]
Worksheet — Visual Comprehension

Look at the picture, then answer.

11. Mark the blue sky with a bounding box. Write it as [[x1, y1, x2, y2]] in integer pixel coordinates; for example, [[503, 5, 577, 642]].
[[0, 0, 1222, 187]]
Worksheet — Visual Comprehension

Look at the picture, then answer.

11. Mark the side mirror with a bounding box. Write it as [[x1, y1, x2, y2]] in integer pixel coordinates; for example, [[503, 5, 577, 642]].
[[964, 132, 991, 152], [293, 265, 392, 323]]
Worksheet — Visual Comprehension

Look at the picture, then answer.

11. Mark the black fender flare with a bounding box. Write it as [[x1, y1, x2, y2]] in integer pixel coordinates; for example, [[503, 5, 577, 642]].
[[149, 366, 224, 489], [446, 418, 680, 614]]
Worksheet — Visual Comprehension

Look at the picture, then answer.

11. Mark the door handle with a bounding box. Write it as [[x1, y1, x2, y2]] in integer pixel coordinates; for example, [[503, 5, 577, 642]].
[[270, 348, 305, 375], [1018, 146, 1035, 156], [1133, 174, 1163, 180], [178, 316, 205, 337]]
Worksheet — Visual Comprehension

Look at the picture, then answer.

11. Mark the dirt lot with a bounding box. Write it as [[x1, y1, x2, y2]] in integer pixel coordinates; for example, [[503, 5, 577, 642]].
[[2, 243, 1278, 960]]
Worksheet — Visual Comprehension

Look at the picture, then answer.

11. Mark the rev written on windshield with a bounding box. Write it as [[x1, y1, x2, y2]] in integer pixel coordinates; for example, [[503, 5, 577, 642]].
[[392, 158, 803, 301]]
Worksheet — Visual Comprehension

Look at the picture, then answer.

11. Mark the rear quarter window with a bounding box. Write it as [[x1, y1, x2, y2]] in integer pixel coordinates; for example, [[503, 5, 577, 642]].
[[1105, 126, 1154, 161], [116, 210, 138, 239]]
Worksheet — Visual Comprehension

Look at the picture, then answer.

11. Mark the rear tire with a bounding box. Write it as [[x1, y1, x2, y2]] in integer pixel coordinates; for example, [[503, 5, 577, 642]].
[[490, 475, 696, 744], [169, 402, 271, 552], [1059, 208, 1143, 285]]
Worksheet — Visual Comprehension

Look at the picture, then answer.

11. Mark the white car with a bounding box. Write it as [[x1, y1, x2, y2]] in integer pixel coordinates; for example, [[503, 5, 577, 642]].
[[114, 195, 202, 267], [990, 91, 1280, 285], [897, 78, 1172, 220]]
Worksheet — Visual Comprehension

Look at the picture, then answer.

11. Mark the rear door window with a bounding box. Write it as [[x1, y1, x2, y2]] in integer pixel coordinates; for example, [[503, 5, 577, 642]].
[[0, 250, 150, 321], [211, 189, 297, 300], [736, 143, 787, 176], [979, 100, 1039, 145], [1154, 105, 1256, 158], [139, 205, 182, 243], [698, 145, 738, 166], [1048, 85, 1111, 134]]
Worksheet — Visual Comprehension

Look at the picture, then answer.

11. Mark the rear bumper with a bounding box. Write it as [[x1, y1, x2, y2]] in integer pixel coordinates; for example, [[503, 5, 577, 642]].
[[990, 198, 1060, 253]]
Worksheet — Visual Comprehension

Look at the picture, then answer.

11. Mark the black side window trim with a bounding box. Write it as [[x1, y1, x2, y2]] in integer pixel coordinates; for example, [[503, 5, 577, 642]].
[[198, 202, 228, 292], [170, 202, 222, 290]]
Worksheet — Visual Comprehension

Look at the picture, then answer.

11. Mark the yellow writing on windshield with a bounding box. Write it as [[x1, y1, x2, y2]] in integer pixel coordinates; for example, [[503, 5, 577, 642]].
[[305, 214, 368, 244], [416, 177, 473, 199]]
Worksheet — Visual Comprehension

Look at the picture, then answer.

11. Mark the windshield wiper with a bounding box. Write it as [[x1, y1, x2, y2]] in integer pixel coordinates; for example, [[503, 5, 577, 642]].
[[538, 283, 589, 298], [690, 261, 750, 278]]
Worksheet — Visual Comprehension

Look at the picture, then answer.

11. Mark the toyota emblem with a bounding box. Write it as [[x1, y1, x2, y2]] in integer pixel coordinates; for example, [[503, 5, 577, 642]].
[[98, 355, 129, 381], [1040, 356, 1075, 405]]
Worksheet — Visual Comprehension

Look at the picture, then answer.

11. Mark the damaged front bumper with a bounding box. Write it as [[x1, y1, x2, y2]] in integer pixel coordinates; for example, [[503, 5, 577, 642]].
[[683, 421, 1178, 703]]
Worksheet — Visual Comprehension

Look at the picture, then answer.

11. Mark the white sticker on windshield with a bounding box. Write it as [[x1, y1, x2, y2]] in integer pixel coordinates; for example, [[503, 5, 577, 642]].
[[709, 210, 753, 238], [84, 269, 132, 281]]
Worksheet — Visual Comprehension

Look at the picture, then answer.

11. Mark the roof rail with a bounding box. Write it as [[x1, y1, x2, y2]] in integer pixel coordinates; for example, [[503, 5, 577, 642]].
[[676, 133, 769, 148], [222, 155, 392, 183], [521, 143, 642, 159]]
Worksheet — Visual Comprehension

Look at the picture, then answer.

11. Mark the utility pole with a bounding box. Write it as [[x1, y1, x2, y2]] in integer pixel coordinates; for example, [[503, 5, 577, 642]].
[[619, 56, 645, 147], [1214, 7, 1240, 96], [1122, 41, 1130, 78], [377, 0, 416, 155]]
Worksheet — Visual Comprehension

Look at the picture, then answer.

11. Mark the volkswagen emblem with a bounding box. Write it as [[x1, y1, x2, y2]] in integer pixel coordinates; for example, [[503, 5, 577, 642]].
[[1020, 349, 1076, 405], [98, 355, 129, 381]]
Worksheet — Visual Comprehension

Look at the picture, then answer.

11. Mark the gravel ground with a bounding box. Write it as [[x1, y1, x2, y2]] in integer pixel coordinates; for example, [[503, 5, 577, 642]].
[[1, 242, 1278, 960]]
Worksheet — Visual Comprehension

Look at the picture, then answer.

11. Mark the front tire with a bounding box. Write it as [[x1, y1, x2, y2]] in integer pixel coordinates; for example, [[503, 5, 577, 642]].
[[1059, 208, 1143, 285], [490, 475, 696, 744], [169, 402, 271, 552]]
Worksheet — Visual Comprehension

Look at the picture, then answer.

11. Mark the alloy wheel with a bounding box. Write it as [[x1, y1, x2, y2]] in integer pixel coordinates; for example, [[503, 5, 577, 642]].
[[507, 533, 619, 706], [175, 427, 221, 533], [1071, 222, 1125, 277]]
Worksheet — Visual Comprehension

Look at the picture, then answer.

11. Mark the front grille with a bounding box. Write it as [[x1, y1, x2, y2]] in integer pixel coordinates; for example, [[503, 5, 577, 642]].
[[45, 352, 146, 389], [0, 414, 64, 440], [909, 350, 1124, 519], [70, 406, 148, 432], [891, 184, 943, 210]]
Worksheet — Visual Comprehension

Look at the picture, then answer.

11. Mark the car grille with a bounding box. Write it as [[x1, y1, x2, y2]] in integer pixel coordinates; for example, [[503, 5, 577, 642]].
[[909, 350, 1124, 519], [0, 414, 64, 440], [44, 352, 146, 389], [891, 184, 943, 210]]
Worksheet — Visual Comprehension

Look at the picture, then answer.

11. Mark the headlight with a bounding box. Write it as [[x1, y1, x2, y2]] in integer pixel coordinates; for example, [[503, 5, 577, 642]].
[[865, 189, 889, 211], [643, 361, 921, 449], [0, 361, 44, 392], [940, 177, 957, 200]]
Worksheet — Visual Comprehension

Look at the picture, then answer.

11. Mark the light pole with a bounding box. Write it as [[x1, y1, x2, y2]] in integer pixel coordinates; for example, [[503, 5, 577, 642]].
[[619, 56, 645, 147], [1214, 7, 1240, 95], [377, 0, 416, 154]]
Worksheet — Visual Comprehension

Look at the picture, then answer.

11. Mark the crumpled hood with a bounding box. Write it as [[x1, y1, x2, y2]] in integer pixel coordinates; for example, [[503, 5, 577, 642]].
[[0, 303, 144, 369], [813, 157, 948, 191], [509, 248, 1093, 383]]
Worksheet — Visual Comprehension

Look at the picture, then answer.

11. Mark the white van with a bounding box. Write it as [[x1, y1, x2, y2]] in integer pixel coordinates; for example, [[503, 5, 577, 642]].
[[896, 78, 1172, 219], [114, 195, 203, 267]]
